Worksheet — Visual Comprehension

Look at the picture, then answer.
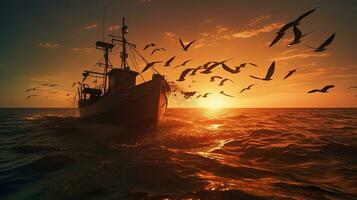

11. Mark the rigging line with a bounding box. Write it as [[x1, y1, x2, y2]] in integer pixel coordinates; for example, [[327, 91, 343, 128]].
[[128, 46, 145, 82], [132, 46, 161, 75], [128, 46, 145, 81]]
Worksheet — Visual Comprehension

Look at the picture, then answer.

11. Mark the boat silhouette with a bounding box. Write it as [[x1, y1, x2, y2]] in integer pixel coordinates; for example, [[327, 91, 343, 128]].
[[77, 18, 170, 127]]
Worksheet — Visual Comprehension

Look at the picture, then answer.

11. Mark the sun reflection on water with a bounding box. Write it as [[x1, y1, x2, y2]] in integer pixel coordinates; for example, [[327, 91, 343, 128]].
[[207, 124, 222, 130]]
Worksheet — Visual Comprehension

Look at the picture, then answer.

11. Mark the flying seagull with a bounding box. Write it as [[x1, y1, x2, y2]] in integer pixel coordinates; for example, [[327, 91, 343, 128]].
[[26, 94, 38, 100], [143, 43, 155, 50], [284, 68, 303, 79], [179, 38, 196, 51], [307, 85, 335, 93], [151, 48, 166, 55], [210, 76, 223, 82], [250, 61, 275, 81], [269, 7, 319, 47], [181, 91, 197, 99], [177, 68, 194, 81], [219, 78, 234, 86], [239, 63, 258, 68], [26, 87, 40, 92], [202, 93, 211, 98], [164, 56, 176, 66], [307, 33, 335, 52], [142, 61, 162, 73], [240, 84, 256, 93], [196, 92, 212, 99], [174, 59, 192, 68], [219, 91, 234, 97], [222, 63, 239, 74]]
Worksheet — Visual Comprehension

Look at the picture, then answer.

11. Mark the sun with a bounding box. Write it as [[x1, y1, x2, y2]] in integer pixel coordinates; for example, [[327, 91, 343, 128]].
[[198, 95, 230, 108]]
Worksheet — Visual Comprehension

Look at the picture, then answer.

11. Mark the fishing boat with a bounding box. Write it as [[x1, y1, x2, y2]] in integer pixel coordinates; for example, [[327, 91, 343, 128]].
[[77, 18, 170, 127]]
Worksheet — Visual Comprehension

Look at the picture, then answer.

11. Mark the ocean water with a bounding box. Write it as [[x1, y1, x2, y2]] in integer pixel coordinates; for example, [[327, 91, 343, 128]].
[[0, 108, 356, 200]]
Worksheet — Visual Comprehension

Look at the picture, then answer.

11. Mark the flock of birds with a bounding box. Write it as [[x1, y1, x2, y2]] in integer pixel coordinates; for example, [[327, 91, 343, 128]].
[[25, 7, 356, 102], [25, 83, 72, 100], [141, 7, 356, 101]]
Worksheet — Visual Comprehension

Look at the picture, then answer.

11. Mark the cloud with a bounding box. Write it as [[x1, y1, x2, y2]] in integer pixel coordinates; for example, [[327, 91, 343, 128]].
[[108, 25, 120, 31], [301, 65, 357, 81], [163, 31, 176, 41], [217, 26, 228, 34], [248, 15, 271, 26], [232, 22, 283, 39], [71, 47, 95, 53], [200, 32, 211, 37], [38, 41, 60, 48], [202, 19, 215, 25], [273, 51, 331, 61], [193, 38, 215, 49], [84, 24, 97, 30]]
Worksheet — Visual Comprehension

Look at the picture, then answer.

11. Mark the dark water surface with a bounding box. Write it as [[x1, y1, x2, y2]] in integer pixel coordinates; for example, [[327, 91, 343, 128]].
[[0, 108, 356, 200]]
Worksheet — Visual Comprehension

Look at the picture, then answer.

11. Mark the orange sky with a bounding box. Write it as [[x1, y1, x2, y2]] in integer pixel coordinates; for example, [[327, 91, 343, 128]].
[[0, 0, 356, 108]]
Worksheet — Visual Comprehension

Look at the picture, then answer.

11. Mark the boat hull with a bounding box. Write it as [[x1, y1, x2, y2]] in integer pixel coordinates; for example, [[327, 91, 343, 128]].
[[78, 77, 168, 127]]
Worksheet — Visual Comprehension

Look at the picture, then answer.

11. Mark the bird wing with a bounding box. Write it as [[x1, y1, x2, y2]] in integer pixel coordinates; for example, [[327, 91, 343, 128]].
[[293, 25, 302, 41], [222, 63, 236, 73], [185, 40, 196, 50], [182, 59, 192, 65], [219, 79, 227, 86], [203, 93, 211, 97], [321, 85, 335, 92], [317, 33, 335, 50], [220, 91, 234, 97], [191, 66, 202, 75], [250, 75, 263, 80], [265, 61, 275, 80], [151, 49, 159, 55], [203, 62, 212, 68], [179, 38, 185, 49], [307, 89, 320, 93], [211, 76, 222, 81], [206, 62, 221, 71], [177, 68, 194, 81], [248, 84, 256, 89], [269, 33, 285, 47], [142, 61, 162, 73], [295, 7, 318, 23], [240, 88, 246, 93], [143, 44, 151, 50], [284, 71, 294, 79], [278, 21, 295, 33], [248, 63, 258, 67], [165, 56, 175, 66]]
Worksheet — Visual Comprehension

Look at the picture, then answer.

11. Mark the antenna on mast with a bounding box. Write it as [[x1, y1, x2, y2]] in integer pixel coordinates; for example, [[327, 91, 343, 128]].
[[102, 5, 106, 41]]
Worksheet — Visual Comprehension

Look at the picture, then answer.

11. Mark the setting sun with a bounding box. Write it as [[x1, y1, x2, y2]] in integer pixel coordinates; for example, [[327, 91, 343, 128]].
[[198, 95, 232, 108]]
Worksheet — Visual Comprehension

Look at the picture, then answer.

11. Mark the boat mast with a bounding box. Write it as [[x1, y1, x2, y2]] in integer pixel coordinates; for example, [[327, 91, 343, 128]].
[[121, 18, 128, 69]]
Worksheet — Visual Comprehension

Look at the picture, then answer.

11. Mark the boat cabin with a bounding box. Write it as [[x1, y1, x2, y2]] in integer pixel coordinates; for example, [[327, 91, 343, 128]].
[[108, 68, 139, 94]]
